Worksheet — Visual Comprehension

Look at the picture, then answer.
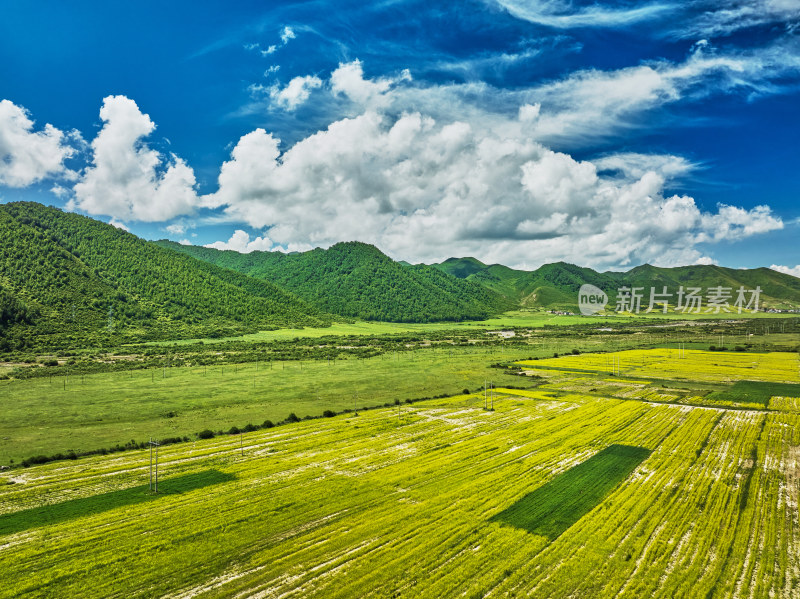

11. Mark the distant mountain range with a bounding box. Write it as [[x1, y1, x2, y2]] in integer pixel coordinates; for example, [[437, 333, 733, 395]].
[[155, 240, 511, 322], [430, 257, 800, 311], [1, 202, 798, 350]]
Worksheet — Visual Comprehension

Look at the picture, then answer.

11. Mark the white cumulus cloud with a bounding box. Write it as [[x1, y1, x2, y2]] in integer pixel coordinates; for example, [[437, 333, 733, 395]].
[[270, 75, 323, 110], [593, 152, 698, 181], [204, 62, 784, 270], [280, 26, 296, 44], [108, 218, 130, 231], [699, 204, 783, 242], [0, 99, 77, 187], [70, 95, 202, 222], [331, 60, 411, 108], [204, 230, 273, 253], [770, 264, 800, 279]]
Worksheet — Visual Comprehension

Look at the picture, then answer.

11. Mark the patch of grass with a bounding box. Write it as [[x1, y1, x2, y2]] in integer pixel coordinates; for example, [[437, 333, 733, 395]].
[[144, 312, 628, 345], [491, 444, 650, 540], [0, 470, 234, 536], [706, 381, 800, 408]]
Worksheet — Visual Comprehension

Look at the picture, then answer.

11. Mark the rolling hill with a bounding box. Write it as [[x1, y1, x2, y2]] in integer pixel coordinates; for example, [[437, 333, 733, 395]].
[[432, 257, 800, 311], [2, 200, 797, 355], [156, 240, 512, 322], [0, 202, 328, 349]]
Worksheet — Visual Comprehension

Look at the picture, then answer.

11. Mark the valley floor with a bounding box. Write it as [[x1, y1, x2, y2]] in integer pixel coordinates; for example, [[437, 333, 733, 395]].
[[1, 349, 799, 597]]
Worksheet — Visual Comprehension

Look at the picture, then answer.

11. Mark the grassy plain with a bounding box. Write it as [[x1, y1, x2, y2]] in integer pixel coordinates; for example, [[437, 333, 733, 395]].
[[1, 365, 799, 598], [141, 311, 623, 345], [3, 334, 800, 597], [517, 348, 800, 384], [2, 334, 798, 465], [0, 328, 712, 465], [142, 309, 793, 346], [0, 347, 537, 464]]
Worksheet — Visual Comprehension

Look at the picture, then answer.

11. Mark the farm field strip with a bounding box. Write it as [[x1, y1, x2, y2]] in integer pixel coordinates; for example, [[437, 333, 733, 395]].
[[3, 383, 799, 598], [0, 397, 651, 598], [515, 350, 800, 414], [3, 348, 800, 597], [0, 347, 545, 463], [518, 349, 800, 384], [770, 396, 800, 411]]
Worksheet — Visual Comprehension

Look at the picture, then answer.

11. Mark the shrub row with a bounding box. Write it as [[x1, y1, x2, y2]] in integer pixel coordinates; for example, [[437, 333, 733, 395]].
[[19, 436, 190, 468]]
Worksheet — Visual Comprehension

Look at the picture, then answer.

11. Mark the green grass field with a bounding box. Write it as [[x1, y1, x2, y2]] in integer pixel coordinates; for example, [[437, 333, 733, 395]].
[[2, 347, 800, 597], [0, 347, 539, 464], [139, 309, 794, 346], [707, 381, 800, 409], [491, 444, 651, 539], [1, 376, 798, 598]]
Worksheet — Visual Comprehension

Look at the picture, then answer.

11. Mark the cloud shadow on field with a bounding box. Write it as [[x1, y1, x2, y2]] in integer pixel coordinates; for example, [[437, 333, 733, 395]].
[[0, 469, 235, 536], [491, 444, 650, 540]]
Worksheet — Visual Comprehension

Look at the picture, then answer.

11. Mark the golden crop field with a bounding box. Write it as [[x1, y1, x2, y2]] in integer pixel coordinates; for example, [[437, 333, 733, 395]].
[[518, 349, 800, 384], [1, 349, 799, 597]]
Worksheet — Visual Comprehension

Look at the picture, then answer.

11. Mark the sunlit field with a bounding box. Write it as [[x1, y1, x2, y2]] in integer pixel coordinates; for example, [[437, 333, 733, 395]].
[[518, 348, 800, 383], [2, 348, 800, 597], [144, 310, 794, 346]]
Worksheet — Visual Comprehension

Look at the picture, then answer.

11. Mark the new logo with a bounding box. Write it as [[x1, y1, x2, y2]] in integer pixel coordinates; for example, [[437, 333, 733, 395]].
[[578, 284, 608, 316]]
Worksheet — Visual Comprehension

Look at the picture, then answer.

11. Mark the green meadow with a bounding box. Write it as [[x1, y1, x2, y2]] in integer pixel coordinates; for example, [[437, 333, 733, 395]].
[[2, 321, 800, 598], [139, 309, 792, 346], [2, 369, 798, 598], [0, 347, 536, 464]]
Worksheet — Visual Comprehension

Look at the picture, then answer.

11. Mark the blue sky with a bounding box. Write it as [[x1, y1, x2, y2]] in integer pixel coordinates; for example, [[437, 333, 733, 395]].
[[1, 0, 799, 273]]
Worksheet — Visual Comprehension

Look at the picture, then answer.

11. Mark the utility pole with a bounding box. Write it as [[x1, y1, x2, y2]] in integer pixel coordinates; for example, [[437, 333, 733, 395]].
[[149, 439, 160, 493]]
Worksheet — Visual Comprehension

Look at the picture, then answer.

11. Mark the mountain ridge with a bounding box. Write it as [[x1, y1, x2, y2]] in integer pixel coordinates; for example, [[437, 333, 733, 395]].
[[2, 200, 797, 354], [156, 240, 513, 322], [430, 257, 800, 310], [0, 202, 328, 349]]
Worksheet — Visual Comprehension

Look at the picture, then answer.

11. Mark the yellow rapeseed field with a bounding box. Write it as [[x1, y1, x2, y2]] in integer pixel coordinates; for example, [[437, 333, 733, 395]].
[[517, 349, 800, 384]]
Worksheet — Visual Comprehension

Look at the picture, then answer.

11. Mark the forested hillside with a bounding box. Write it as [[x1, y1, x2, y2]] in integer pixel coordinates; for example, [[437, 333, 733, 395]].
[[157, 241, 511, 322], [0, 202, 328, 349], [433, 258, 800, 310]]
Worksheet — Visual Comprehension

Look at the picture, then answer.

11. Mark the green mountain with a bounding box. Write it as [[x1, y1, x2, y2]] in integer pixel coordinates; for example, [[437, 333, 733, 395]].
[[2, 199, 796, 355], [156, 241, 511, 322], [433, 258, 614, 307], [432, 258, 800, 311], [0, 202, 327, 349]]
